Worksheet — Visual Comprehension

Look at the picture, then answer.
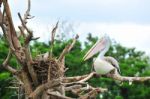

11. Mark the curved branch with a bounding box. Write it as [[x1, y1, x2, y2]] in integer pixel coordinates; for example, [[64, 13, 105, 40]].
[[2, 49, 17, 74]]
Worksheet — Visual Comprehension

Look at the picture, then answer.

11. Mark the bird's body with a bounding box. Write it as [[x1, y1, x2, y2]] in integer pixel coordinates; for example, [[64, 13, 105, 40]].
[[83, 34, 121, 75], [94, 58, 115, 74]]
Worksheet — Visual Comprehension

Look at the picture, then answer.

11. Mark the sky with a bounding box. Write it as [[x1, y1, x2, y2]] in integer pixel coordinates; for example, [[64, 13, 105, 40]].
[[7, 0, 150, 55]]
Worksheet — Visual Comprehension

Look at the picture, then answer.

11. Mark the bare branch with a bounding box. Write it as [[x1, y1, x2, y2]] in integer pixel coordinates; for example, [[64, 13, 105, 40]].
[[78, 72, 96, 83], [68, 34, 79, 52], [2, 65, 17, 74], [18, 0, 31, 34], [58, 34, 79, 61], [3, 0, 21, 49], [18, 12, 33, 44], [2, 49, 12, 66], [65, 85, 82, 91], [2, 49, 17, 74], [106, 73, 150, 82], [50, 21, 59, 49], [63, 74, 89, 83], [18, 26, 26, 38]]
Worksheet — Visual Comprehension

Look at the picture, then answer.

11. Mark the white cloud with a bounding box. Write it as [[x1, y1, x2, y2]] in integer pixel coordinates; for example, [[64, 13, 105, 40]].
[[76, 22, 150, 55]]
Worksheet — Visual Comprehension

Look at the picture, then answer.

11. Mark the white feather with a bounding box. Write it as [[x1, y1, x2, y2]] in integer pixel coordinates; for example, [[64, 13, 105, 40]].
[[94, 58, 115, 74]]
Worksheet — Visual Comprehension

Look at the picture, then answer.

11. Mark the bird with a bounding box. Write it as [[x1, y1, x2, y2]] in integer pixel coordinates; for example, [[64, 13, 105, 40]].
[[83, 34, 121, 75]]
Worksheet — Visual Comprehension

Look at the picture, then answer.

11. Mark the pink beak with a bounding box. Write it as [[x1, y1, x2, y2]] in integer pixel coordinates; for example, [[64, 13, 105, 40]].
[[83, 37, 107, 61]]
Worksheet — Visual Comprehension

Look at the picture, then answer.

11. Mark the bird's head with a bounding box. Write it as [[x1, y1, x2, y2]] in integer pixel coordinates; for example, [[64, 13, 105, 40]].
[[83, 34, 111, 61]]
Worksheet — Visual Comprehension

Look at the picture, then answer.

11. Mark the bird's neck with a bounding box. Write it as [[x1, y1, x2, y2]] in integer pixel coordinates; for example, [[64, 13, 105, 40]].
[[98, 45, 109, 59], [98, 49, 106, 58]]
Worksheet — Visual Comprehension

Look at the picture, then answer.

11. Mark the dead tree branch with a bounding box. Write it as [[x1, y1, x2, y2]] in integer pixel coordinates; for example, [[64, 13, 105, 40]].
[[17, 0, 39, 86], [50, 21, 59, 54], [3, 0, 21, 49], [78, 72, 96, 83], [106, 73, 150, 82], [63, 74, 89, 83], [2, 49, 17, 74], [2, 49, 12, 66], [58, 34, 79, 62], [29, 79, 61, 99]]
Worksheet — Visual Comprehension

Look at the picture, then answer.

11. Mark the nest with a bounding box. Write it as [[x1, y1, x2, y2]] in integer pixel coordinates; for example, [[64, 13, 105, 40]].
[[32, 57, 64, 84]]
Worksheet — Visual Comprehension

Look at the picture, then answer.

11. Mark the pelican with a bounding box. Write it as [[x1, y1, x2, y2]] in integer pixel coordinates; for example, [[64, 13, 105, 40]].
[[83, 35, 121, 75]]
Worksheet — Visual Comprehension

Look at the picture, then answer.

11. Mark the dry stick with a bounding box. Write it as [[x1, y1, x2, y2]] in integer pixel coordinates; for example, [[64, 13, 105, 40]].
[[106, 73, 150, 82], [78, 72, 96, 83], [17, 0, 31, 38], [19, 0, 31, 35], [18, 13, 32, 59], [18, 13, 33, 44], [63, 74, 89, 83], [18, 26, 26, 38], [2, 49, 12, 66], [2, 65, 17, 74], [50, 21, 59, 57], [2, 49, 17, 74], [65, 85, 82, 91], [18, 13, 39, 44], [48, 21, 59, 81], [58, 34, 79, 62]]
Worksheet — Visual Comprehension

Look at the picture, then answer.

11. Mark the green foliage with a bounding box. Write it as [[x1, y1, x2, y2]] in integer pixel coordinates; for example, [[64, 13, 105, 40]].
[[0, 34, 150, 99]]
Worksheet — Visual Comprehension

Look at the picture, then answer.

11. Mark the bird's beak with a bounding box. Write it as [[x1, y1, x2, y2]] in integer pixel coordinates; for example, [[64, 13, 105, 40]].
[[83, 37, 106, 61]]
